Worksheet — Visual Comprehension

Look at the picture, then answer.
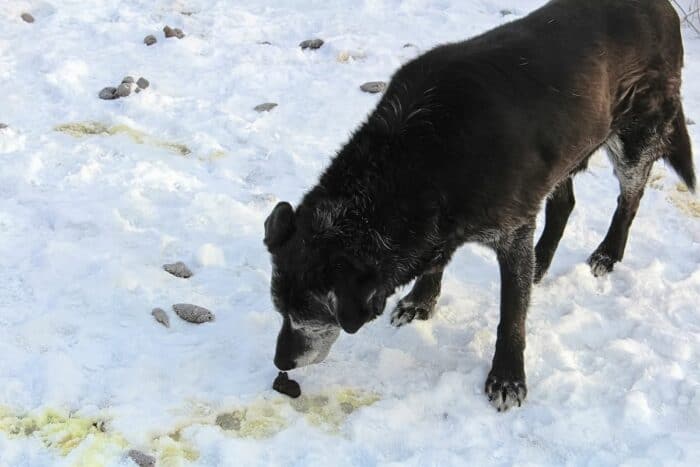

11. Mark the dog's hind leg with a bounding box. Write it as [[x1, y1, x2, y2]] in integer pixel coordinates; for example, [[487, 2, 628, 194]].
[[485, 222, 534, 411], [390, 268, 443, 327], [534, 177, 575, 283], [588, 131, 656, 277]]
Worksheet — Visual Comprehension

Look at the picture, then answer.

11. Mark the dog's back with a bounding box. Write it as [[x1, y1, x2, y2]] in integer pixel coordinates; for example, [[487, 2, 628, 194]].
[[356, 0, 690, 226]]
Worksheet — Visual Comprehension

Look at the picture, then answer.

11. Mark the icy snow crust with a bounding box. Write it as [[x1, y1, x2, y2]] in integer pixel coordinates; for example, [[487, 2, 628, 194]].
[[0, 0, 699, 465]]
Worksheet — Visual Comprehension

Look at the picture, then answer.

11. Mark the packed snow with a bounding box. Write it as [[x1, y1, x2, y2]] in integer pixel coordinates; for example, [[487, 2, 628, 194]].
[[0, 1, 699, 466]]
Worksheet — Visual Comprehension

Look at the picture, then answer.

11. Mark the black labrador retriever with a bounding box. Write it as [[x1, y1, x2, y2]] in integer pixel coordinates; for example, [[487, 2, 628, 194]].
[[264, 0, 695, 411]]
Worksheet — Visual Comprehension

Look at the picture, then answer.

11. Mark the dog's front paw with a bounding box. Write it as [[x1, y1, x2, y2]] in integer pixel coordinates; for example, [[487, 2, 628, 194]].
[[587, 250, 617, 277], [485, 374, 527, 412], [390, 300, 432, 327]]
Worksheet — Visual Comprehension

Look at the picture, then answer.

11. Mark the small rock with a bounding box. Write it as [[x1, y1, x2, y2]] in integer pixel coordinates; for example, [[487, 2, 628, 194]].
[[215, 412, 243, 431], [258, 41, 272, 45], [151, 308, 170, 328], [98, 87, 119, 100], [500, 9, 514, 16], [163, 261, 192, 278], [164, 26, 185, 39], [128, 450, 155, 467], [687, 118, 696, 126], [21, 13, 35, 23], [122, 76, 135, 84], [360, 81, 387, 94], [116, 83, 132, 97], [337, 50, 367, 63], [136, 77, 150, 89], [144, 35, 157, 46], [299, 38, 324, 50], [403, 43, 417, 48], [273, 372, 301, 398], [0, 123, 7, 130], [254, 102, 278, 112], [173, 304, 215, 323]]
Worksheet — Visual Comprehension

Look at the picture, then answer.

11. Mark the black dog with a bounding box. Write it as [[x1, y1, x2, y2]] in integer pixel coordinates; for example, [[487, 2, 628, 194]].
[[265, 0, 695, 411]]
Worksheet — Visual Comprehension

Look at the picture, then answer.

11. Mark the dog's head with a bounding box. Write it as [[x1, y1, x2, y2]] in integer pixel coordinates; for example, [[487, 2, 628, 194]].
[[264, 202, 387, 370]]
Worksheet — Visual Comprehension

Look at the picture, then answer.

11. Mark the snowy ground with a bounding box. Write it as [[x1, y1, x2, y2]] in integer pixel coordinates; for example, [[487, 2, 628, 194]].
[[1, 1, 699, 466]]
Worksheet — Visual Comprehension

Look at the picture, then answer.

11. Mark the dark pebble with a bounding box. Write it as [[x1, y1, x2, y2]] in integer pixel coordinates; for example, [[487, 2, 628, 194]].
[[0, 123, 7, 130], [299, 38, 324, 50], [99, 87, 119, 100], [165, 26, 185, 39], [144, 35, 157, 46], [137, 77, 150, 89], [128, 450, 155, 467], [687, 118, 696, 126], [273, 371, 301, 398], [254, 102, 278, 112], [258, 41, 272, 45], [172, 304, 215, 323], [151, 308, 170, 328], [116, 83, 131, 97], [122, 76, 135, 84], [163, 261, 191, 278], [500, 9, 514, 16], [21, 13, 35, 23], [360, 81, 387, 94]]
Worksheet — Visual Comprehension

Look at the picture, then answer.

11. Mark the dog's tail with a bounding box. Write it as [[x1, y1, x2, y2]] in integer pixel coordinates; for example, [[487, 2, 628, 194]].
[[665, 106, 695, 192]]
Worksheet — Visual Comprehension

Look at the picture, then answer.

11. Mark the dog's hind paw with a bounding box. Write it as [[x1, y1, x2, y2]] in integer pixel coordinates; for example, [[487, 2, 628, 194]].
[[485, 375, 527, 412], [390, 300, 432, 327], [587, 250, 616, 277]]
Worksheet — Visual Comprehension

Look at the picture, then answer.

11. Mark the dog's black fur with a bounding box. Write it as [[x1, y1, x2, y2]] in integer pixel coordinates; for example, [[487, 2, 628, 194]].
[[265, 0, 695, 411]]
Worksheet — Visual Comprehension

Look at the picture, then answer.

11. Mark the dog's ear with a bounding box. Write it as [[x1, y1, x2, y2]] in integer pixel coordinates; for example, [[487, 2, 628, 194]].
[[264, 202, 295, 251], [333, 256, 384, 334]]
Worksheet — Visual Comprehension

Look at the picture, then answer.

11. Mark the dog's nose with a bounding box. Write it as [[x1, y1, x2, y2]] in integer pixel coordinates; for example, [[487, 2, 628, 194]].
[[274, 355, 296, 371]]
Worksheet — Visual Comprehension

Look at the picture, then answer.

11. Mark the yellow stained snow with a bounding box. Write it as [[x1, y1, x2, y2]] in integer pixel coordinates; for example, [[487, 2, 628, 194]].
[[54, 121, 192, 156], [0, 388, 379, 466]]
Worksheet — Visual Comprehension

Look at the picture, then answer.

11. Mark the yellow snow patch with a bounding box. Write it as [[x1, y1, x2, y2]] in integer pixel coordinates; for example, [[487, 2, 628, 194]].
[[0, 388, 379, 465], [151, 434, 200, 467], [291, 388, 380, 433], [215, 399, 288, 439], [200, 149, 226, 161], [337, 50, 367, 63], [0, 408, 127, 466], [53, 121, 110, 137], [55, 121, 191, 156], [647, 169, 665, 190], [215, 388, 380, 438], [668, 183, 700, 218]]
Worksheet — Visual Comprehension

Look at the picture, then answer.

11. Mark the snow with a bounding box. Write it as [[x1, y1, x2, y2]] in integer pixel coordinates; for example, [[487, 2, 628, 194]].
[[0, 0, 699, 466]]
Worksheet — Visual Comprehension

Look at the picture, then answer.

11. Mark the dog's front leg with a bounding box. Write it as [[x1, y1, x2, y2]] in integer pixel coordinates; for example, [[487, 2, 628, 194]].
[[390, 267, 444, 327], [485, 223, 534, 411]]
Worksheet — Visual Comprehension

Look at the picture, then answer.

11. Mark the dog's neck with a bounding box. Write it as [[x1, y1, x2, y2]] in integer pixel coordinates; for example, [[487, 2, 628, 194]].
[[297, 130, 447, 291]]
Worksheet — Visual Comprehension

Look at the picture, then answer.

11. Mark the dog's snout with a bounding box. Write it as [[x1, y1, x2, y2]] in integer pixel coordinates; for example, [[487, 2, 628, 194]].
[[274, 354, 296, 371]]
